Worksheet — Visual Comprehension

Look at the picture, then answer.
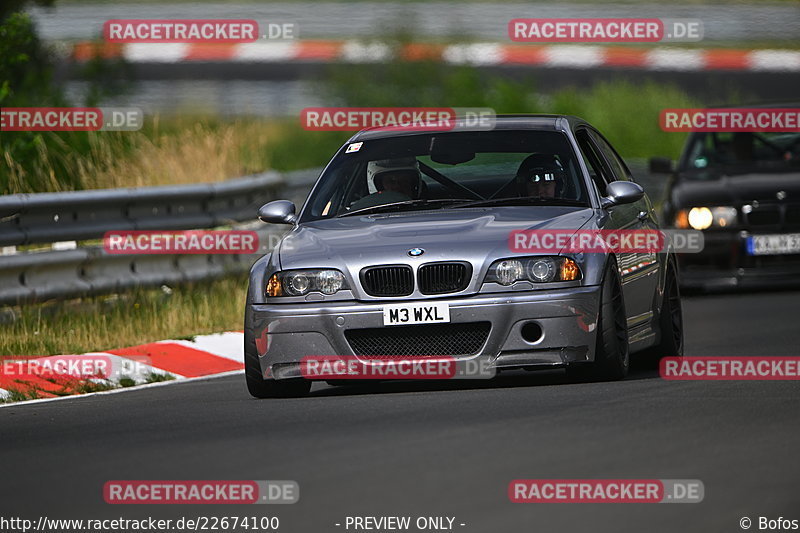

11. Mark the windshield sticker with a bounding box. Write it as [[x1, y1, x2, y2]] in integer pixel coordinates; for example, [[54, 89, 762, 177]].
[[346, 142, 363, 153]]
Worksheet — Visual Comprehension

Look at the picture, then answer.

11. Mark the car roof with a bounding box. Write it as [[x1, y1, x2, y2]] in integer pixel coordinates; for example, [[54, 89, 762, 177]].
[[348, 114, 589, 141]]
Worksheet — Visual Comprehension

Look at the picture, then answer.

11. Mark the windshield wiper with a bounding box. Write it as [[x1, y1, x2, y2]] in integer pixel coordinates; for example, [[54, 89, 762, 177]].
[[445, 196, 589, 209], [338, 198, 474, 218]]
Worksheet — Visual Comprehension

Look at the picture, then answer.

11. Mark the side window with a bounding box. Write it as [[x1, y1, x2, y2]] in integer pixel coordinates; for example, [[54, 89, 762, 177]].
[[576, 129, 612, 196], [588, 130, 633, 181]]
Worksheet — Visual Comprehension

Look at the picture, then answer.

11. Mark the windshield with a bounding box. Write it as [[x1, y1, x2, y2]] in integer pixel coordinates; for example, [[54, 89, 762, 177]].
[[680, 131, 800, 179], [300, 130, 591, 222]]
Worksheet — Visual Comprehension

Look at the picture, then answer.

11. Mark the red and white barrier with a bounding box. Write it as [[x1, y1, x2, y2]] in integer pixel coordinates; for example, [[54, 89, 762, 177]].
[[71, 40, 800, 72]]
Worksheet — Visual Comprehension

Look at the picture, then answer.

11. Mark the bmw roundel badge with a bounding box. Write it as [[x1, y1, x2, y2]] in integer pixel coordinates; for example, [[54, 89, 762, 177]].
[[408, 248, 425, 257]]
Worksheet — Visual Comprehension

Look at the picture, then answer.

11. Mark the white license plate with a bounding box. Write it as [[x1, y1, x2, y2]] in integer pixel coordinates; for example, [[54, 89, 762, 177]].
[[382, 302, 450, 326], [747, 233, 800, 255]]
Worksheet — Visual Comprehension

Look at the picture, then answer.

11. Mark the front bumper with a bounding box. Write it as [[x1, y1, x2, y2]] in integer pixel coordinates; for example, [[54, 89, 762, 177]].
[[248, 286, 601, 380], [678, 230, 800, 290]]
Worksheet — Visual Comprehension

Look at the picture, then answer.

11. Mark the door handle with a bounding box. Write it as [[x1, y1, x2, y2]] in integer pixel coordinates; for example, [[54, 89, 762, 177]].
[[637, 210, 648, 221]]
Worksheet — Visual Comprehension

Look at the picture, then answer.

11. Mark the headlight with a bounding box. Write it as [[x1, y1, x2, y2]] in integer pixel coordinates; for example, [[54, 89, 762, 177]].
[[484, 256, 581, 286], [677, 206, 737, 230], [494, 260, 524, 285], [527, 257, 557, 282], [687, 207, 713, 230], [316, 270, 346, 295], [267, 269, 348, 297]]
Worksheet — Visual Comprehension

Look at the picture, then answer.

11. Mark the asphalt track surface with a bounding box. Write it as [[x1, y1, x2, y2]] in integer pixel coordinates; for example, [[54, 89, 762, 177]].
[[2, 290, 799, 532]]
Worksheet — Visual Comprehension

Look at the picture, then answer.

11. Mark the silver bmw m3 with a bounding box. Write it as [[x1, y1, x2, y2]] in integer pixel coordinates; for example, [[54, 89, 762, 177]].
[[245, 115, 683, 398]]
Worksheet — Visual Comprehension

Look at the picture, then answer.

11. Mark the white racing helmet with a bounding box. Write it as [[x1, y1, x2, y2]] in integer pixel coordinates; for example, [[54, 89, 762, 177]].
[[366, 157, 421, 194]]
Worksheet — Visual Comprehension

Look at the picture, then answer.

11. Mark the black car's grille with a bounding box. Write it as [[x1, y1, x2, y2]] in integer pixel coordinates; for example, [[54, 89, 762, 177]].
[[784, 204, 800, 227], [345, 322, 491, 357], [746, 205, 781, 227], [743, 202, 800, 230], [418, 262, 471, 294], [361, 265, 414, 296]]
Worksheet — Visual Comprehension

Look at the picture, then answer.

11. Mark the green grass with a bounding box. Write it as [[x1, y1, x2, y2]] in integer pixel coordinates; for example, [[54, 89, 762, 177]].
[[1, 115, 351, 194], [0, 275, 248, 357], [548, 80, 703, 159], [117, 377, 137, 388], [0, 387, 42, 403], [327, 58, 729, 160], [0, 42, 756, 195], [144, 372, 176, 383]]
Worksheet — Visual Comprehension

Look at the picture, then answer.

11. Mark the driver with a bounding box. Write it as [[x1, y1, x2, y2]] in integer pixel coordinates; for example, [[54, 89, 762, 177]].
[[349, 159, 421, 211], [516, 154, 567, 199]]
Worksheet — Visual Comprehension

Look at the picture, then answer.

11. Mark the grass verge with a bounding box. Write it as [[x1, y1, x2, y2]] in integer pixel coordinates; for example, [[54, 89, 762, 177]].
[[3, 72, 737, 194], [1, 115, 351, 194], [0, 275, 248, 357]]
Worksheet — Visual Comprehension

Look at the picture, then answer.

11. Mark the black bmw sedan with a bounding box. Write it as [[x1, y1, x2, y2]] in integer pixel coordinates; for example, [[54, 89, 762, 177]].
[[654, 125, 800, 290]]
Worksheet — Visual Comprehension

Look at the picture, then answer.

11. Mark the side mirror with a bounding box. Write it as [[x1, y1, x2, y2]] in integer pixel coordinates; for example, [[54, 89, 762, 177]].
[[649, 157, 674, 174], [601, 181, 645, 209], [258, 200, 297, 225]]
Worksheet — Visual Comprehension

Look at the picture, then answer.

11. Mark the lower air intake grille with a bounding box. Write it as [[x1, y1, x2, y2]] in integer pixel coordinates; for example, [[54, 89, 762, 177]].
[[345, 322, 491, 357]]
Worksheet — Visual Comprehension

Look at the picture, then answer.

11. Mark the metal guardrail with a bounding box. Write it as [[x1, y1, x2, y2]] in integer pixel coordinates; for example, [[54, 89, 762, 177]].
[[0, 171, 287, 247], [0, 169, 321, 306]]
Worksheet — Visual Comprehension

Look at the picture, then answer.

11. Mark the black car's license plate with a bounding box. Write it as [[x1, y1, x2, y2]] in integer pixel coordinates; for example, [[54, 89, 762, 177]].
[[747, 233, 800, 255]]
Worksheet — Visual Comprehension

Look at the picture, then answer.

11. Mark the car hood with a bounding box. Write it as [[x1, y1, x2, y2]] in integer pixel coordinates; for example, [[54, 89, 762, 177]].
[[672, 172, 800, 207], [278, 206, 594, 271]]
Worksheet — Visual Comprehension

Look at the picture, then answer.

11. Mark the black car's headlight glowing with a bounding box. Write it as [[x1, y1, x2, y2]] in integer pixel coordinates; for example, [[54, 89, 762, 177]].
[[484, 256, 581, 285], [676, 206, 737, 230], [267, 269, 348, 297]]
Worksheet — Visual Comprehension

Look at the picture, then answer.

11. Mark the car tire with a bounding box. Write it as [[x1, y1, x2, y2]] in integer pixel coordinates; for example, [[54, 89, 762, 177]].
[[642, 264, 684, 364], [567, 258, 629, 382], [244, 312, 311, 399]]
